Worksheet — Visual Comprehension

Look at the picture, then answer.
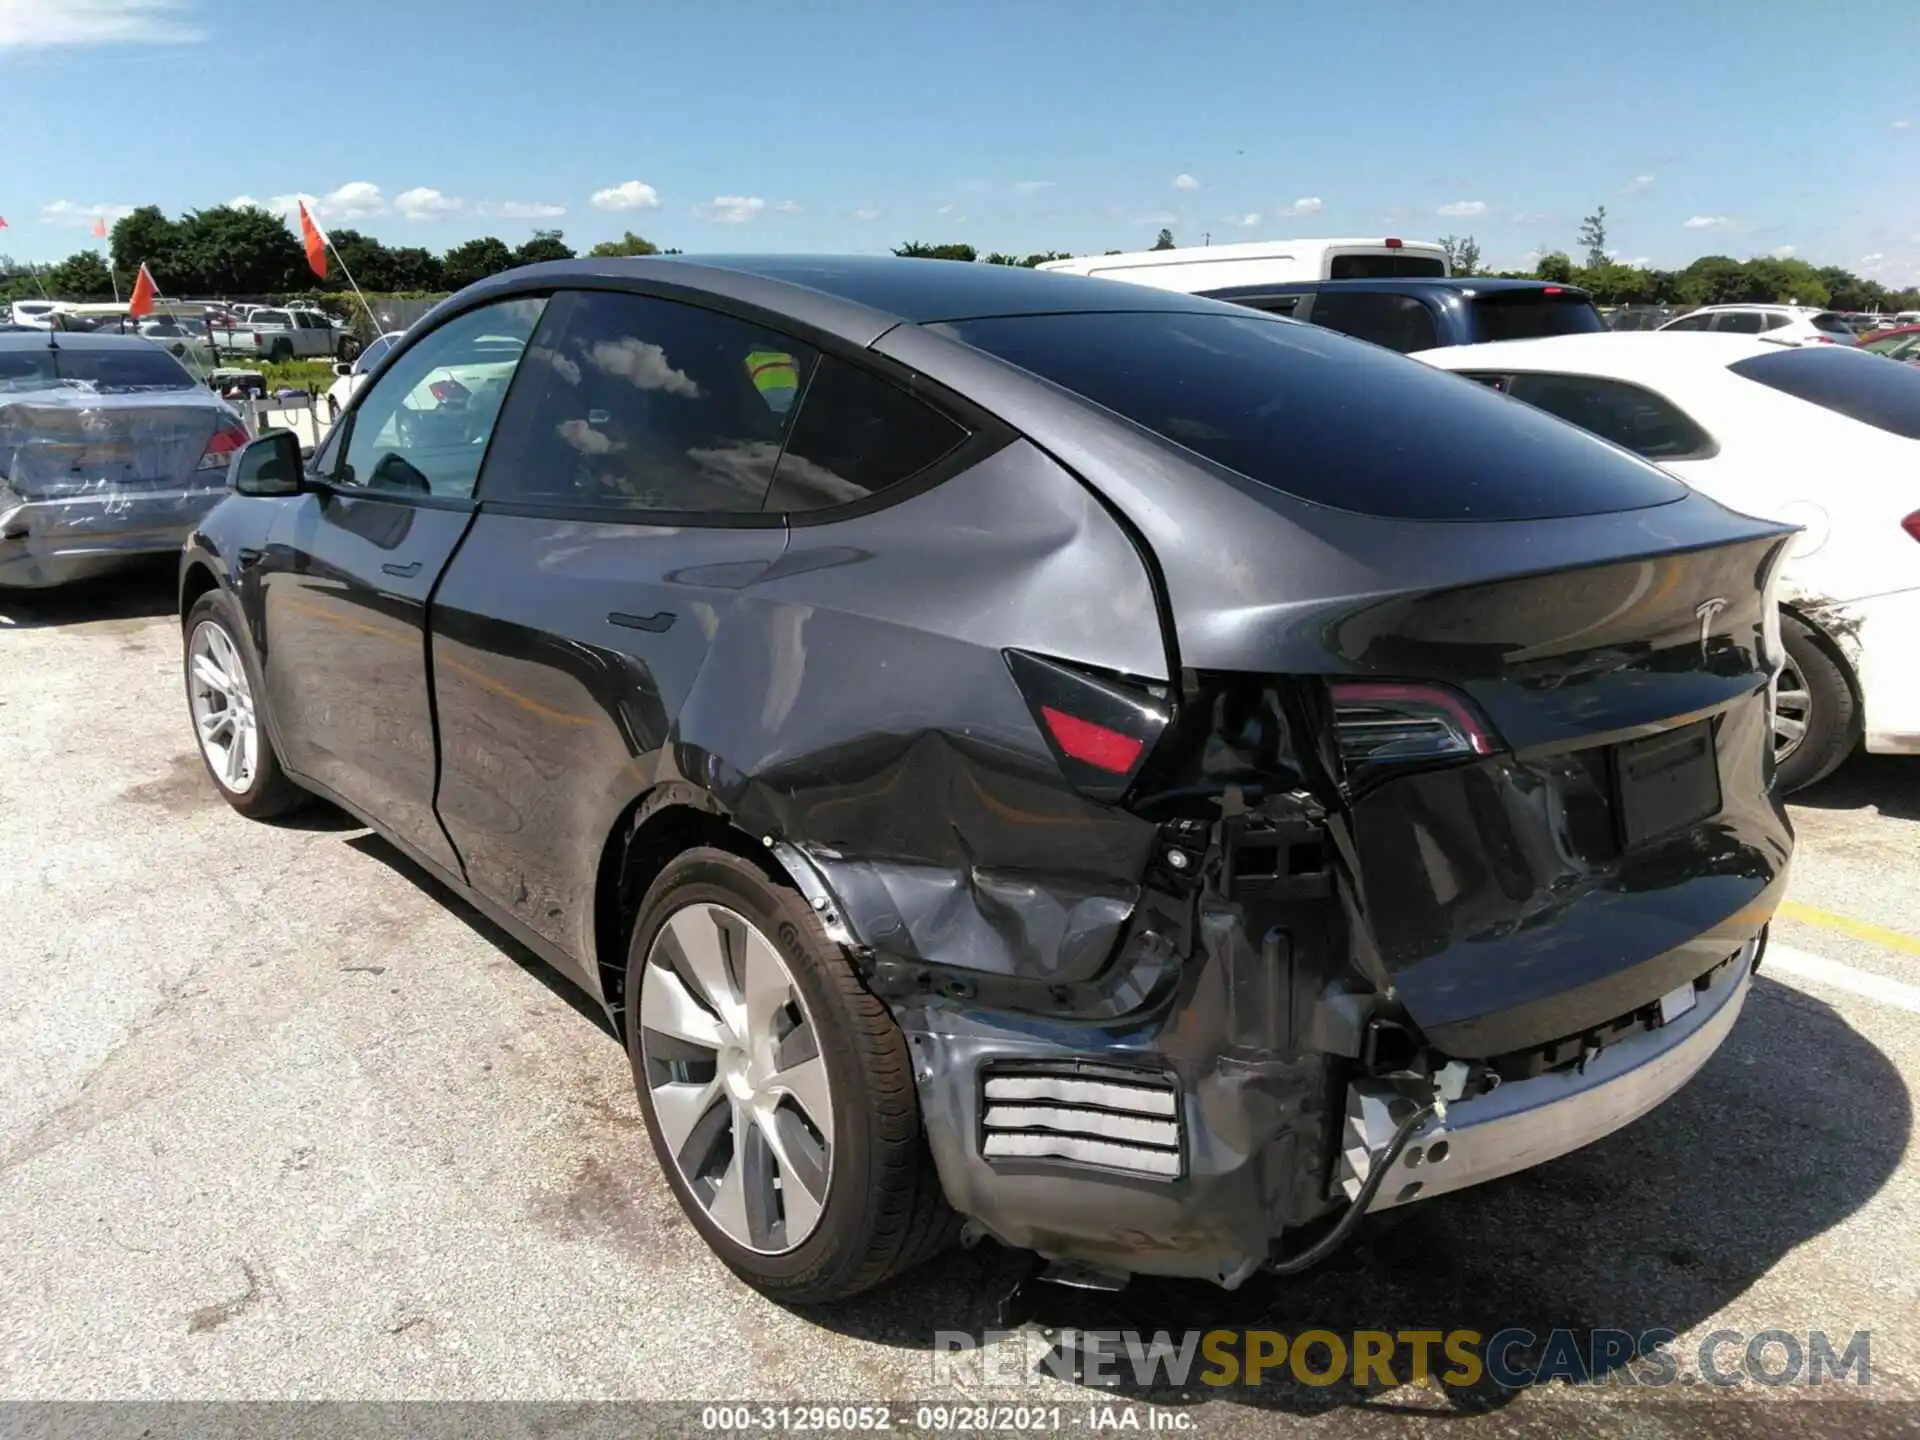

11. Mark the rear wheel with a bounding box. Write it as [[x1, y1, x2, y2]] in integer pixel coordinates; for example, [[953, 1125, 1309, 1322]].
[[267, 338, 292, 364], [183, 591, 308, 819], [1773, 613, 1858, 793], [626, 847, 956, 1302]]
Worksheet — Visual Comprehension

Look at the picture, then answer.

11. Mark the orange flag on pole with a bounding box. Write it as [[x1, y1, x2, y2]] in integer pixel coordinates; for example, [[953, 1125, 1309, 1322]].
[[297, 200, 328, 279], [92, 215, 107, 238], [128, 263, 158, 319]]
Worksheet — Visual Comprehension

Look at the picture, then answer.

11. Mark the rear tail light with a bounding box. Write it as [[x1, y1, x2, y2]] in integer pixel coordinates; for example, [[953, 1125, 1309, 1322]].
[[1384, 237, 1404, 249], [1005, 649, 1169, 802], [1902, 511, 1920, 544], [429, 378, 471, 406], [196, 420, 250, 471], [1328, 680, 1499, 779]]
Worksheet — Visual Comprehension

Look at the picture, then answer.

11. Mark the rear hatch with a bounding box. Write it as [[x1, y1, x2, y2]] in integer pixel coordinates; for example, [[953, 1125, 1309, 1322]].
[[1465, 285, 1606, 343], [928, 307, 1795, 1059], [1, 395, 223, 498]]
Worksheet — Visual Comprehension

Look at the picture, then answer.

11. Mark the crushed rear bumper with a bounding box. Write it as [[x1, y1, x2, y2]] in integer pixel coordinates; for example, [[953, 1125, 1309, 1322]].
[[0, 488, 221, 588]]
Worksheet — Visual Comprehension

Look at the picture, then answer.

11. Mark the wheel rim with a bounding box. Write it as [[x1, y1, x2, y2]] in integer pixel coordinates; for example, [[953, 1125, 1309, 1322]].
[[639, 903, 835, 1255], [188, 620, 259, 793], [1773, 657, 1813, 764]]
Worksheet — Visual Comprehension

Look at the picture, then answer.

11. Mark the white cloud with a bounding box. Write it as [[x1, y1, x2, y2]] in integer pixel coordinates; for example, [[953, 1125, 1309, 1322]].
[[1626, 174, 1656, 192], [1013, 180, 1055, 194], [851, 209, 881, 221], [1860, 253, 1885, 264], [1232, 212, 1261, 228], [0, 0, 201, 51], [394, 186, 462, 220], [1437, 199, 1487, 217], [588, 338, 699, 396], [590, 180, 661, 212], [935, 203, 955, 216], [773, 199, 801, 213], [316, 181, 386, 219], [1769, 244, 1796, 258], [38, 199, 135, 227], [1683, 215, 1731, 230], [693, 195, 766, 224], [1173, 173, 1200, 190], [228, 195, 259, 210], [1893, 119, 1912, 131], [1282, 196, 1323, 216], [1626, 255, 1653, 267], [476, 199, 566, 220]]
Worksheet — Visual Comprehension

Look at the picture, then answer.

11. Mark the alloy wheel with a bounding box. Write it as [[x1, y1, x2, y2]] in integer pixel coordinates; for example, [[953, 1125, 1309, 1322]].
[[188, 621, 259, 793], [639, 902, 835, 1255], [1773, 657, 1812, 764]]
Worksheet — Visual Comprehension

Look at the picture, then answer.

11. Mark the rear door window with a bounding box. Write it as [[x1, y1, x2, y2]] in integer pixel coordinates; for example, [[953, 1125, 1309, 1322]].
[[1811, 312, 1856, 339], [251, 310, 291, 328], [943, 310, 1688, 520], [767, 355, 968, 514], [1305, 293, 1439, 353], [1729, 345, 1920, 439], [1468, 290, 1606, 343], [1664, 313, 1714, 332], [1714, 311, 1766, 334], [479, 289, 817, 516], [1498, 372, 1716, 460]]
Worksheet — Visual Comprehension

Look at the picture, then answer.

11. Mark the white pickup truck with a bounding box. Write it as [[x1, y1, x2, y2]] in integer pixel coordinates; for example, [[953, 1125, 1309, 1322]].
[[211, 307, 346, 362]]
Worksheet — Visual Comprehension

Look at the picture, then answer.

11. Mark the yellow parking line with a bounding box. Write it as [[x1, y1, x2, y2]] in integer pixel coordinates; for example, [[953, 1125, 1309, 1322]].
[[1776, 900, 1920, 959]]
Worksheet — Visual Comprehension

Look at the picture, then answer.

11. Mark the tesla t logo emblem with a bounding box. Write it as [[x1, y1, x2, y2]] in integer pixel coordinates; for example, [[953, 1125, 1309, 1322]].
[[1695, 597, 1728, 652]]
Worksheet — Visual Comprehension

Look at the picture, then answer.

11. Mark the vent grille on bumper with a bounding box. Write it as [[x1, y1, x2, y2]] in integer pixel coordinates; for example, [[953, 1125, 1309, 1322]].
[[980, 1063, 1184, 1179]]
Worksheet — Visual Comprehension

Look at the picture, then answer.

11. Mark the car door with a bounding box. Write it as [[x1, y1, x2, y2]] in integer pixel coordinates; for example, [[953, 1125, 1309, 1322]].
[[427, 288, 817, 972], [259, 295, 544, 874]]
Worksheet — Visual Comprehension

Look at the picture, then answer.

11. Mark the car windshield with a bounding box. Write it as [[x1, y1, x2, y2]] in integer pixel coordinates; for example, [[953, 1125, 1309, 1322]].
[[941, 309, 1688, 520], [1469, 290, 1607, 343], [0, 342, 197, 394], [1730, 345, 1920, 439]]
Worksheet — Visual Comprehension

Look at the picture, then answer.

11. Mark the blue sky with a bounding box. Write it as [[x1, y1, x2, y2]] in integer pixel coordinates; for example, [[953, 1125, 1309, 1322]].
[[4, 0, 1917, 284]]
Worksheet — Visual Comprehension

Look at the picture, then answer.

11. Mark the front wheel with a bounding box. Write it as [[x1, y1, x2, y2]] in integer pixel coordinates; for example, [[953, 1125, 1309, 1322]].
[[183, 591, 309, 819], [1773, 613, 1859, 793], [625, 847, 956, 1302]]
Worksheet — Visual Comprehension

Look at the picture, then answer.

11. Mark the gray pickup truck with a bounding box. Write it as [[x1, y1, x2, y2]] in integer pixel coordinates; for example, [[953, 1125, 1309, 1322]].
[[212, 307, 345, 362]]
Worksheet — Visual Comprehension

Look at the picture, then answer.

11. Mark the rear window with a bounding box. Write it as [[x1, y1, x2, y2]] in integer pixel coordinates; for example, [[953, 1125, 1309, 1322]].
[[0, 342, 195, 393], [1812, 313, 1855, 337], [1329, 252, 1447, 279], [941, 311, 1689, 521], [1730, 345, 1920, 439], [1468, 290, 1606, 343]]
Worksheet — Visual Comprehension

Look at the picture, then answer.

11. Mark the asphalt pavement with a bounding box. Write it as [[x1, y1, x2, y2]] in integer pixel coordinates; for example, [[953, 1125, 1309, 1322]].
[[1, 566, 1915, 1438]]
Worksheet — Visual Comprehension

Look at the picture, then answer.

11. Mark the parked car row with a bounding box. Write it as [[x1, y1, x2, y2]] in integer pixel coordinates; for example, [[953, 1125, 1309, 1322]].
[[158, 254, 1804, 1304]]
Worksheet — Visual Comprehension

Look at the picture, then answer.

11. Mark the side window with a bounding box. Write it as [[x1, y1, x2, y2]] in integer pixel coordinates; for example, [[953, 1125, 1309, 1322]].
[[1664, 313, 1713, 332], [479, 289, 817, 515], [1715, 311, 1765, 334], [253, 310, 290, 328], [335, 296, 544, 499], [1758, 313, 1792, 333], [767, 355, 969, 514], [295, 312, 326, 331], [1505, 372, 1715, 460], [1230, 295, 1301, 317], [1307, 293, 1440, 353]]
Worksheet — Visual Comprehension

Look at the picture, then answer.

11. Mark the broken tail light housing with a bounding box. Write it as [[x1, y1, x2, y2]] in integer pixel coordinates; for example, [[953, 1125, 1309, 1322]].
[[1005, 649, 1170, 802], [196, 419, 251, 472], [1328, 680, 1499, 783]]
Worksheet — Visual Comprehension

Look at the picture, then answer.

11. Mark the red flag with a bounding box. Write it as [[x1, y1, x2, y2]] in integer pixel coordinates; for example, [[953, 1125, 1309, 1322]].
[[92, 215, 107, 238], [128, 263, 157, 319], [297, 200, 328, 279], [0, 216, 9, 230]]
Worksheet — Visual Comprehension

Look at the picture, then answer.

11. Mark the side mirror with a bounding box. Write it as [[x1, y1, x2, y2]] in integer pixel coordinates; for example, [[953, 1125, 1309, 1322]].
[[230, 430, 303, 497], [333, 361, 352, 377]]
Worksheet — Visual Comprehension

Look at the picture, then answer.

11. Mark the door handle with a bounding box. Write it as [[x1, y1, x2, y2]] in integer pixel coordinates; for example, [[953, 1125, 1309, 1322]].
[[381, 560, 422, 578], [608, 610, 675, 633]]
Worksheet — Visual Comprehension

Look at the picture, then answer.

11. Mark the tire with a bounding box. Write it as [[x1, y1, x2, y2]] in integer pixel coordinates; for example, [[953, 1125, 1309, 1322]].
[[625, 846, 957, 1303], [1773, 612, 1859, 793], [183, 590, 309, 820], [267, 339, 292, 364]]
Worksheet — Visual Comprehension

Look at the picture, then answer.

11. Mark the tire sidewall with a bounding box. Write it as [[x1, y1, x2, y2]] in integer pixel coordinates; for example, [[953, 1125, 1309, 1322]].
[[1775, 615, 1858, 793], [624, 848, 884, 1289], [183, 589, 282, 812]]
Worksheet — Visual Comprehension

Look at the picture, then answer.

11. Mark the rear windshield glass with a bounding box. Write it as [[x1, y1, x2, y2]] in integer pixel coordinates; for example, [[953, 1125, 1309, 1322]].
[[1329, 253, 1447, 279], [942, 311, 1689, 520], [1730, 345, 1920, 439], [1470, 291, 1606, 343], [0, 343, 196, 393], [1811, 313, 1855, 337]]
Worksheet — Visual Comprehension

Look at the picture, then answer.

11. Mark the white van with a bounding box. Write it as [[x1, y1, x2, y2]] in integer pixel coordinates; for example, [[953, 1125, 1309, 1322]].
[[9, 300, 71, 330], [1038, 237, 1451, 293]]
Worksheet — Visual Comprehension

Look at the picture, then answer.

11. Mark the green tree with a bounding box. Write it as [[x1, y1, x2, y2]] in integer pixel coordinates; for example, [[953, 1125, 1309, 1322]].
[[171, 205, 306, 294], [42, 251, 116, 300], [1577, 207, 1608, 270], [1675, 255, 1752, 306], [1151, 228, 1176, 251], [1439, 234, 1481, 276], [588, 231, 661, 257], [385, 246, 444, 290], [513, 229, 575, 266], [1535, 250, 1575, 284], [323, 228, 397, 291], [109, 205, 181, 289], [892, 241, 977, 261], [441, 236, 515, 290], [1020, 251, 1073, 267], [984, 251, 1019, 265]]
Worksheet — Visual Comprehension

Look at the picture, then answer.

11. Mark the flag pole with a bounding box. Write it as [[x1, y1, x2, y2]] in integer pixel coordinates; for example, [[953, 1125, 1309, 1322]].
[[298, 198, 382, 350]]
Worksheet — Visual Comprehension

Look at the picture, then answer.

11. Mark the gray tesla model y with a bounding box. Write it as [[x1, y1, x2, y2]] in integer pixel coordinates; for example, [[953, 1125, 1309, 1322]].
[[181, 256, 1795, 1301]]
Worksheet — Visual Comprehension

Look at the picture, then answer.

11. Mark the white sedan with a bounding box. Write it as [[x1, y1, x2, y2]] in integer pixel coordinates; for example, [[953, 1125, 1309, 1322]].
[[1419, 332, 1920, 791], [324, 330, 407, 418]]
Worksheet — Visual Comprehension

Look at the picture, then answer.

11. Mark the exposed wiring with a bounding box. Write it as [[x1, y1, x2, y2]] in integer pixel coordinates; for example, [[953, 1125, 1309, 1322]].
[[1266, 1100, 1438, 1276]]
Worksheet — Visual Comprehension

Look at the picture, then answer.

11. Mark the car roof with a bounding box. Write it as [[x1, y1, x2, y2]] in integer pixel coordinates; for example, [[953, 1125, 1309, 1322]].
[[0, 330, 175, 353], [1680, 303, 1827, 315], [1206, 276, 1585, 299], [1418, 331, 1793, 377], [464, 253, 1234, 343]]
